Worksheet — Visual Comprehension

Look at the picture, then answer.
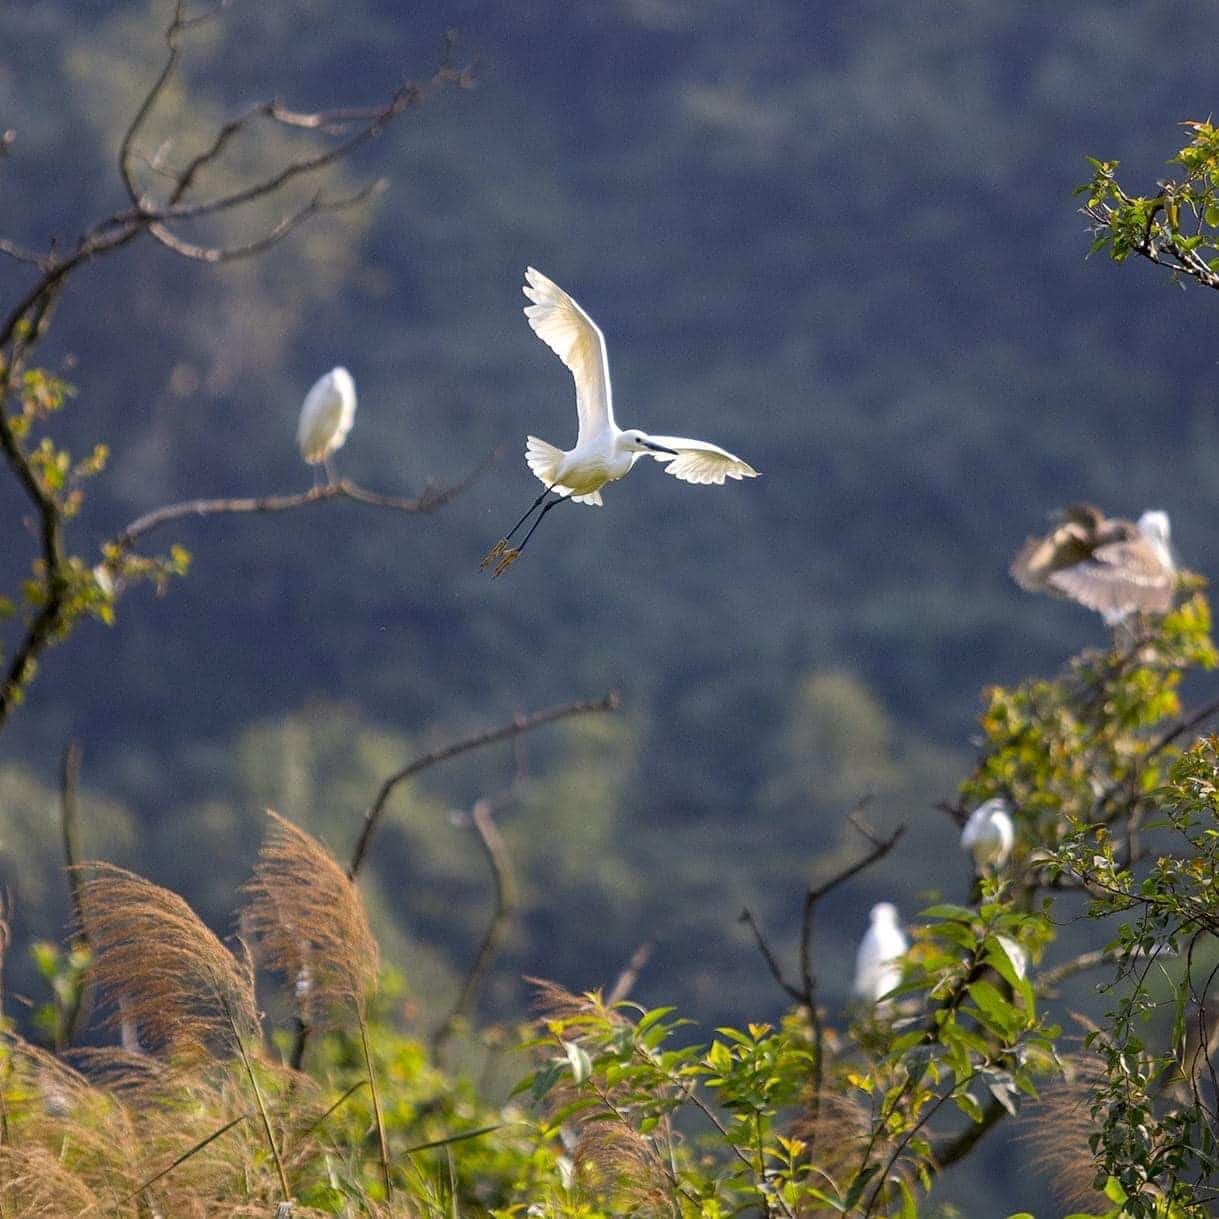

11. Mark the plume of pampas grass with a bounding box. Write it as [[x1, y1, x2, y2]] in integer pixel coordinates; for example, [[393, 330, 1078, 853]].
[[75, 861, 290, 1200], [1015, 1052, 1107, 1211], [528, 976, 626, 1028], [76, 862, 258, 1063], [242, 810, 378, 1022], [0, 1145, 100, 1215], [242, 810, 388, 1196], [2, 1038, 142, 1207], [572, 1121, 679, 1217]]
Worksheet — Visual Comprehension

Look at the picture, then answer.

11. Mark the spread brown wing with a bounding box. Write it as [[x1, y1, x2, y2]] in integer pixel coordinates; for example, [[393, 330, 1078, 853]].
[[1046, 539, 1175, 616], [1009, 523, 1093, 593]]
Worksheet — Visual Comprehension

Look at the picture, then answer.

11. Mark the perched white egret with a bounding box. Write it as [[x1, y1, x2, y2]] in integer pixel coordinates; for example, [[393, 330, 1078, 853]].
[[960, 797, 1015, 873], [481, 267, 759, 576], [297, 366, 357, 485], [852, 902, 908, 1008], [1010, 504, 1176, 624]]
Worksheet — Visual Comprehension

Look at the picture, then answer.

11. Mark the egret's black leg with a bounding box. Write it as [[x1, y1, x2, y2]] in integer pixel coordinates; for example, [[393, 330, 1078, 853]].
[[491, 493, 572, 578], [481, 483, 558, 571], [505, 486, 554, 542], [516, 495, 567, 553]]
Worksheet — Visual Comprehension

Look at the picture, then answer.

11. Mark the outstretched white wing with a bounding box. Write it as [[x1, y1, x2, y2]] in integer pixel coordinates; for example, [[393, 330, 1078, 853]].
[[642, 435, 759, 485], [522, 267, 614, 445]]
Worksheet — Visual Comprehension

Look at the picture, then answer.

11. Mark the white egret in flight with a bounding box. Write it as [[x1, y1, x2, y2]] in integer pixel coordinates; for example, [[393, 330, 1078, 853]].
[[297, 366, 357, 485], [960, 797, 1015, 873], [1010, 504, 1176, 624], [852, 902, 908, 1008], [482, 267, 758, 576]]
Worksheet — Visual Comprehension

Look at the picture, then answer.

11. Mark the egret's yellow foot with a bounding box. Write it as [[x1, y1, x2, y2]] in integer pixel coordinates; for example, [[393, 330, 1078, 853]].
[[492, 548, 521, 578], [480, 538, 508, 570]]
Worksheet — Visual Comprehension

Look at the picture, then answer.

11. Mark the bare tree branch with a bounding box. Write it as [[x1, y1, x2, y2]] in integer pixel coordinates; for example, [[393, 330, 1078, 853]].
[[931, 1095, 1007, 1171], [148, 180, 385, 264], [0, 240, 50, 268], [110, 452, 498, 555], [1034, 948, 1108, 993], [348, 693, 621, 880]]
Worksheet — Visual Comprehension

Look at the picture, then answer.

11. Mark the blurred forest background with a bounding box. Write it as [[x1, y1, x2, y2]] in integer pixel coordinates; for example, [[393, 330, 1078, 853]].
[[2, 3, 1219, 1211]]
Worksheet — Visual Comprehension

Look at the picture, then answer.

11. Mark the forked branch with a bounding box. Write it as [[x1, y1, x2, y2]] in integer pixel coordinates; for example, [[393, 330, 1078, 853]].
[[348, 692, 620, 880]]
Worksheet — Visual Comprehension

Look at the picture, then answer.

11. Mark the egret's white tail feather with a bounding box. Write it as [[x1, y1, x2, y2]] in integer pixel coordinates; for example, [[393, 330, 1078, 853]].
[[524, 436, 602, 506]]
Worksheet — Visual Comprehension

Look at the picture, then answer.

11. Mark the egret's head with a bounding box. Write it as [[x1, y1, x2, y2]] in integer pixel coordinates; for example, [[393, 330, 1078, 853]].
[[1137, 509, 1172, 549], [870, 902, 899, 925], [619, 430, 678, 456], [975, 796, 1012, 823]]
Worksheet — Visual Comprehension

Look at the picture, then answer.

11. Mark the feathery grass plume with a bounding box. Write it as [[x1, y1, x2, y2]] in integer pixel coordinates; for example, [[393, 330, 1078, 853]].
[[1015, 1052, 1107, 1211], [528, 976, 626, 1028], [790, 1089, 879, 1185], [242, 810, 379, 1022], [243, 810, 387, 1195], [63, 1044, 169, 1102], [76, 862, 258, 1063], [572, 1121, 679, 1217], [2, 1037, 142, 1206], [0, 1145, 99, 1215]]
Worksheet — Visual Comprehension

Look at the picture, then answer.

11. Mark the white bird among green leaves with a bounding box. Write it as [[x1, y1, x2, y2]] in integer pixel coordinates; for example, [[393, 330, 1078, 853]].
[[852, 902, 908, 1008], [960, 797, 1015, 873], [482, 268, 759, 576]]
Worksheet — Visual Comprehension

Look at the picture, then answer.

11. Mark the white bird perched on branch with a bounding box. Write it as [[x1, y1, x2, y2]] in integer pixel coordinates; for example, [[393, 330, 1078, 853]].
[[960, 797, 1015, 873], [852, 902, 908, 1008], [482, 267, 759, 576], [297, 366, 357, 485]]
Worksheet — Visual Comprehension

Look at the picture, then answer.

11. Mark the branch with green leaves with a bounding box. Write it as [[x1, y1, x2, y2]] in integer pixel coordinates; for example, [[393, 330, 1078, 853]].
[[1079, 120, 1219, 290]]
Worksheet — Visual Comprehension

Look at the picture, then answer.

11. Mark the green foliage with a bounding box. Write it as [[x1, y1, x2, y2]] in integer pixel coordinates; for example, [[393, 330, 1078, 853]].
[[1080, 121, 1219, 286], [1045, 739, 1219, 1219]]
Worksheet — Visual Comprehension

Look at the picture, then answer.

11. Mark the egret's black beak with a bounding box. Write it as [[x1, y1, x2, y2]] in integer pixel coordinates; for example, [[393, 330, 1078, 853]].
[[642, 439, 679, 455]]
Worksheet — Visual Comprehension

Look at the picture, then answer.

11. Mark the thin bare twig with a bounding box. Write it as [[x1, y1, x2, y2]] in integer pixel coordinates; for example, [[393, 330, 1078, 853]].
[[347, 692, 620, 880], [58, 740, 90, 1049], [433, 797, 517, 1053], [737, 909, 802, 1003], [148, 179, 384, 263], [607, 941, 655, 1005]]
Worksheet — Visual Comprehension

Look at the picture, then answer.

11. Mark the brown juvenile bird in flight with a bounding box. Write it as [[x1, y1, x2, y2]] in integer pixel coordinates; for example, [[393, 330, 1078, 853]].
[[1010, 504, 1176, 624]]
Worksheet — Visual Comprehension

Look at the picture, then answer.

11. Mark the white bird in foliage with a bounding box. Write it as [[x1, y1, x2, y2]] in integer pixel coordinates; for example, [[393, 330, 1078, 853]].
[[960, 797, 1015, 873], [297, 366, 357, 484], [481, 267, 759, 576], [853, 902, 908, 1007], [1010, 504, 1176, 624]]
